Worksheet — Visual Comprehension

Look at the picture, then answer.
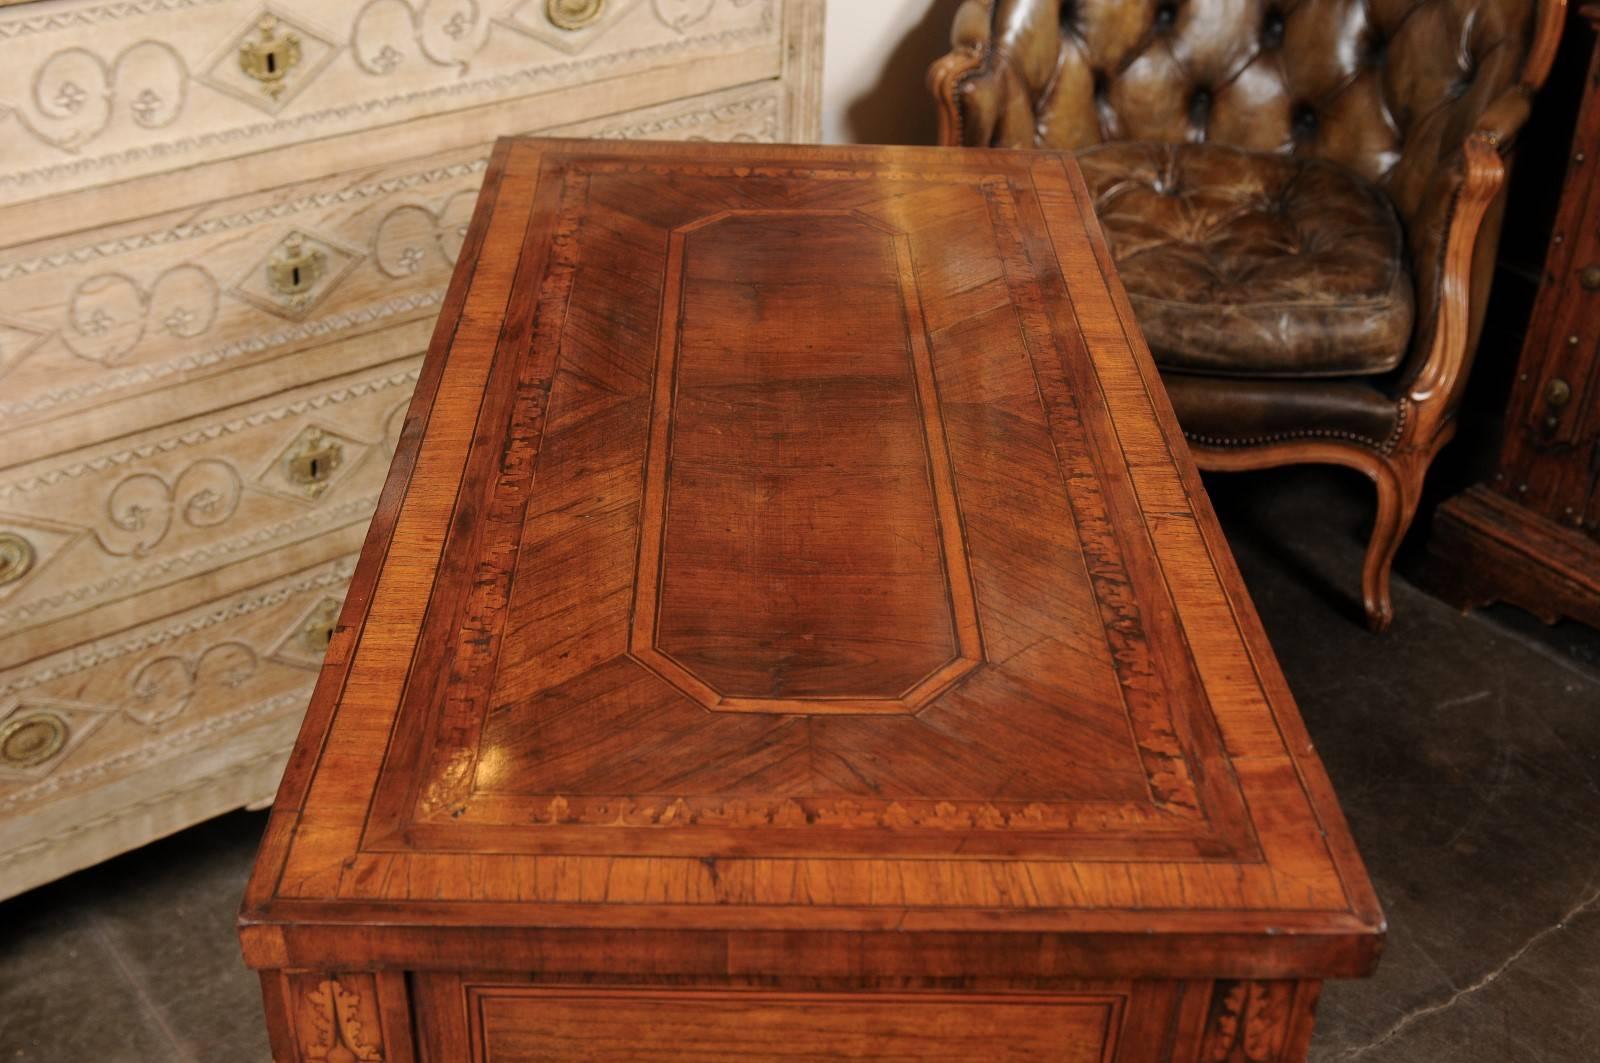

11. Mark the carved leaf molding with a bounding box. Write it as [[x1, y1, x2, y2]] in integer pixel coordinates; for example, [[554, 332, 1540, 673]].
[[304, 977, 384, 1062], [1201, 980, 1296, 1063]]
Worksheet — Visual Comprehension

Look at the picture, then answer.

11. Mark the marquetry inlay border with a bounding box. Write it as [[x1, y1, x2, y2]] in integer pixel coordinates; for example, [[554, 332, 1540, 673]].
[[352, 156, 1259, 865]]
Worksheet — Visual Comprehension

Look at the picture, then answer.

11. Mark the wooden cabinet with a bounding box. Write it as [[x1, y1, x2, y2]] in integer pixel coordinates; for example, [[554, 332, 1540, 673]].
[[240, 138, 1381, 1062], [1425, 5, 1600, 629], [0, 0, 823, 900]]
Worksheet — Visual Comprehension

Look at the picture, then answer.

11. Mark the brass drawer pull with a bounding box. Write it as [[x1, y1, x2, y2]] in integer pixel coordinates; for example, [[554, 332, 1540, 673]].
[[0, 532, 35, 587], [1581, 265, 1600, 291], [548, 0, 604, 30], [0, 712, 67, 769]]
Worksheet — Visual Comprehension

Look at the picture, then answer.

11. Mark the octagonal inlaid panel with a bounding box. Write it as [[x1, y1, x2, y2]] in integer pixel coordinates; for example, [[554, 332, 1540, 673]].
[[627, 211, 983, 715]]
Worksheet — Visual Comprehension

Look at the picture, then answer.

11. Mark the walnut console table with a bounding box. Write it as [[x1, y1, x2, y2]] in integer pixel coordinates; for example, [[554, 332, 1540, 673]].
[[240, 139, 1383, 1062]]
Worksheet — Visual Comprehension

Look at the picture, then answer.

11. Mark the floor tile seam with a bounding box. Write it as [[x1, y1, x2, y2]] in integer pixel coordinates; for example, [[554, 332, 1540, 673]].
[[1332, 881, 1600, 1059], [89, 913, 199, 1063]]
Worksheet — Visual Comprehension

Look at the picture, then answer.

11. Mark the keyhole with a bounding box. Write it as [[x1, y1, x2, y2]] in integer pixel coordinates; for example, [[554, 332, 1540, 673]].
[[266, 52, 277, 74], [307, 456, 321, 480], [290, 265, 301, 288]]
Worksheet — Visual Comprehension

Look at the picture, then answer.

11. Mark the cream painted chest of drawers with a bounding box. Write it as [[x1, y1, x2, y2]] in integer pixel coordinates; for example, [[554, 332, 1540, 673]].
[[0, 0, 823, 899]]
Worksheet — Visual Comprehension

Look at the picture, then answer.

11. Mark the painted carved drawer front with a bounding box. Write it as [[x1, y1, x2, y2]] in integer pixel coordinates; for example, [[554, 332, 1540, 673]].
[[0, 553, 355, 897], [0, 79, 793, 458], [0, 0, 787, 203], [0, 355, 421, 645], [0, 145, 484, 451]]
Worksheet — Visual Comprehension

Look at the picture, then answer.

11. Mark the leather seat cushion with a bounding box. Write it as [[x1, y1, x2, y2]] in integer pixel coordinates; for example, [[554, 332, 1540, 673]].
[[1078, 141, 1415, 379], [1163, 372, 1402, 452]]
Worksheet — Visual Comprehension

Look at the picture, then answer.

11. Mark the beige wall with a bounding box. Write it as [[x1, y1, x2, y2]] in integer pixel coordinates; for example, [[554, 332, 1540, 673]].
[[821, 1, 962, 145]]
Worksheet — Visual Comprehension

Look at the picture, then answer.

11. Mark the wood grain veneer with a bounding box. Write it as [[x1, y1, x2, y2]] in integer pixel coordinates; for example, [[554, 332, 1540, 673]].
[[241, 138, 1382, 1062]]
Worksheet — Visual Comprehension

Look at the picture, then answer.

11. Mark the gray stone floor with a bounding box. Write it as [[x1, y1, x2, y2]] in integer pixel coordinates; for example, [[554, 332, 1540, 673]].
[[2, 467, 1597, 1062]]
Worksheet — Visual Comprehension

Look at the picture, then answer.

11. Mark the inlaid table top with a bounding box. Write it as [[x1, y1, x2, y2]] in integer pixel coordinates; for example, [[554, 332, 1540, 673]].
[[241, 138, 1383, 987]]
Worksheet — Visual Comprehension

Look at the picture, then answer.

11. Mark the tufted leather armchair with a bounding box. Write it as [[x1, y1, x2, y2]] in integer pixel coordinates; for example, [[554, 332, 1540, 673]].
[[930, 0, 1565, 629]]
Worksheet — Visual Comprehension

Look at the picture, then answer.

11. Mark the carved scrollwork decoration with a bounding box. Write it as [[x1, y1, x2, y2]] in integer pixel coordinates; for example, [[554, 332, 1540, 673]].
[[653, 0, 714, 32], [127, 640, 259, 726], [353, 0, 491, 76], [373, 189, 476, 277], [62, 265, 221, 367], [380, 398, 410, 458], [8, 41, 187, 154], [97, 459, 243, 558]]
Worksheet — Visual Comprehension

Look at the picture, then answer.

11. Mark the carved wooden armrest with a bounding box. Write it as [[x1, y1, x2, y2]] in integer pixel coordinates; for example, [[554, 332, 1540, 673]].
[[1397, 133, 1507, 458]]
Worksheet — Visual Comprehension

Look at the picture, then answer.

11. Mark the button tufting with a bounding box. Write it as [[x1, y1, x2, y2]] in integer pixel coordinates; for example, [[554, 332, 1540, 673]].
[[1259, 8, 1286, 49], [1074, 141, 1413, 378], [1058, 0, 1077, 31], [1292, 103, 1319, 139], [1189, 87, 1214, 128], [1154, 1, 1179, 31], [1364, 28, 1387, 65]]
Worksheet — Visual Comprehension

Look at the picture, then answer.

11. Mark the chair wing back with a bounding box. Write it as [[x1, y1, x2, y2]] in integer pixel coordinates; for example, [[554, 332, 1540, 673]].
[[941, 0, 1560, 387]]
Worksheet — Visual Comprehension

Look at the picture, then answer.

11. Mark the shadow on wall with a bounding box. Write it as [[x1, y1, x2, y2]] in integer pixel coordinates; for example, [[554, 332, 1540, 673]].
[[840, 0, 964, 146]]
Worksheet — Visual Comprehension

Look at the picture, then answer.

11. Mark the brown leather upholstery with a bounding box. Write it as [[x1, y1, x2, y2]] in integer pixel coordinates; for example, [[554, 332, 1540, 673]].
[[1077, 141, 1413, 377], [946, 0, 1542, 397], [1163, 372, 1403, 449]]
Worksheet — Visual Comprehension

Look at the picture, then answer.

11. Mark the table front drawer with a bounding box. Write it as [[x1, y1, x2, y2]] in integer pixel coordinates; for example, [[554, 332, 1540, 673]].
[[0, 0, 785, 203], [464, 987, 1120, 1063]]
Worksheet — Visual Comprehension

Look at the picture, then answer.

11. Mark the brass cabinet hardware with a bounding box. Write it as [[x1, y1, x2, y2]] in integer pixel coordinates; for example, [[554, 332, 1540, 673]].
[[301, 598, 342, 655], [1581, 265, 1600, 291], [239, 15, 303, 98], [0, 532, 35, 587], [283, 427, 344, 496], [548, 0, 604, 30], [1540, 377, 1572, 434], [1546, 377, 1572, 408], [267, 234, 326, 298], [0, 713, 67, 769]]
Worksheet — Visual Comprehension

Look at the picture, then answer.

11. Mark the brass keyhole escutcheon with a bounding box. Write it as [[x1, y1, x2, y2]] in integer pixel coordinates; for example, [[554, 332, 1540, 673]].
[[548, 0, 604, 30], [239, 14, 302, 98], [284, 428, 344, 497], [1581, 265, 1600, 291], [0, 532, 35, 587], [267, 234, 326, 298], [0, 712, 67, 769]]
